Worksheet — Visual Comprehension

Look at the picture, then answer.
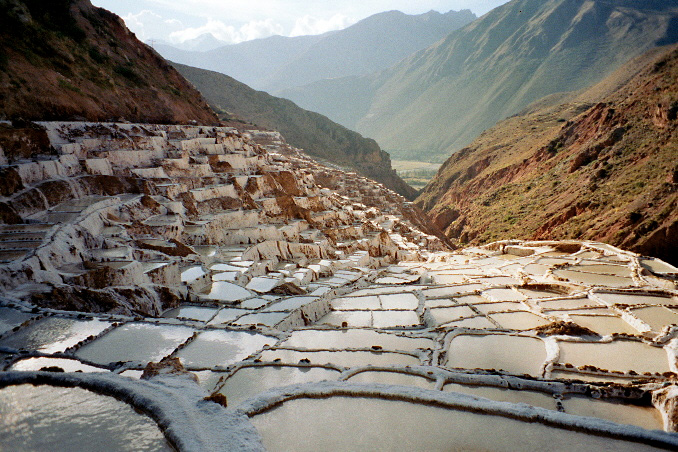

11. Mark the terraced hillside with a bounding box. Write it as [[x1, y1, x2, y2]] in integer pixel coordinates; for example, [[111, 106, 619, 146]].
[[172, 62, 418, 200]]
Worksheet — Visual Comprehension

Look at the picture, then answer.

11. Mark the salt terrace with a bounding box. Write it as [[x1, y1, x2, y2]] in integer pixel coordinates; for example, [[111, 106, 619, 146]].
[[1, 122, 678, 450]]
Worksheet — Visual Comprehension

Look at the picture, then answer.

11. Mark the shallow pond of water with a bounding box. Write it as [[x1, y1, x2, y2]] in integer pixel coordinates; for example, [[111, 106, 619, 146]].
[[0, 317, 111, 354], [424, 297, 457, 308], [176, 330, 275, 368], [206, 308, 250, 325], [347, 371, 436, 389], [488, 312, 551, 331], [422, 285, 484, 299], [262, 297, 318, 312], [631, 306, 678, 332], [75, 323, 194, 366], [442, 316, 497, 329], [428, 306, 477, 326], [0, 308, 34, 336], [10, 357, 108, 373], [251, 396, 662, 452], [537, 297, 600, 310], [431, 274, 468, 285], [219, 366, 339, 407], [562, 396, 663, 431], [481, 288, 525, 302], [318, 311, 372, 328], [161, 306, 218, 322], [641, 259, 678, 275], [0, 385, 171, 451], [205, 281, 253, 302], [446, 335, 546, 376], [571, 264, 633, 277], [379, 293, 419, 310], [372, 310, 420, 328], [568, 315, 638, 336], [443, 383, 557, 410], [557, 340, 670, 374], [258, 349, 420, 368], [281, 329, 431, 351], [472, 302, 525, 314], [552, 270, 634, 288], [331, 296, 381, 310], [595, 292, 677, 307], [232, 312, 289, 327]]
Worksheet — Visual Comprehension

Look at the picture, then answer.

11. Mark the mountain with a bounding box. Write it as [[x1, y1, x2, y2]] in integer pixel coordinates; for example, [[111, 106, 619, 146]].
[[172, 62, 418, 200], [0, 0, 218, 124], [284, 0, 678, 161], [417, 44, 678, 265], [156, 9, 476, 93], [163, 33, 228, 52]]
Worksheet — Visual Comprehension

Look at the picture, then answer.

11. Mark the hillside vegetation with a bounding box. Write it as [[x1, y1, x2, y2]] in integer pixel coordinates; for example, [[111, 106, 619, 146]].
[[0, 0, 218, 124], [173, 62, 417, 199], [284, 0, 678, 161], [418, 45, 678, 265]]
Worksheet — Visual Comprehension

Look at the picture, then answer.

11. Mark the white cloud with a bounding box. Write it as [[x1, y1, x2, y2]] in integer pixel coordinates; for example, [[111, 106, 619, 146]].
[[122, 10, 184, 42], [290, 14, 355, 37], [168, 18, 285, 44]]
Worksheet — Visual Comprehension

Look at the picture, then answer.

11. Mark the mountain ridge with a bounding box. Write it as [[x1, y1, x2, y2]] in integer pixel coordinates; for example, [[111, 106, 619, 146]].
[[283, 0, 678, 161], [417, 43, 678, 265], [156, 9, 476, 94]]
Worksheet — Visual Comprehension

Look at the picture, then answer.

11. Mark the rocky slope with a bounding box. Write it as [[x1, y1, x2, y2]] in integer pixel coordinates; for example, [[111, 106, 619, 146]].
[[157, 9, 476, 94], [418, 44, 678, 265], [0, 0, 218, 124], [285, 0, 678, 161], [172, 62, 418, 200]]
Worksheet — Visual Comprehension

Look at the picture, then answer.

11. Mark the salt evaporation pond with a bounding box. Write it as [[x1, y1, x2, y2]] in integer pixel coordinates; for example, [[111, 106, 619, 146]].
[[631, 306, 678, 332], [446, 334, 546, 376], [0, 317, 110, 353], [175, 330, 274, 368], [281, 329, 432, 351], [219, 365, 339, 406], [318, 311, 373, 327], [161, 306, 218, 322], [444, 383, 558, 410], [75, 323, 194, 366], [259, 349, 420, 368], [553, 270, 634, 287], [562, 396, 664, 431], [251, 396, 664, 452], [347, 371, 436, 389], [568, 314, 638, 336], [372, 310, 420, 328], [595, 292, 677, 306], [0, 385, 171, 451], [10, 357, 108, 373], [487, 311, 551, 330], [557, 340, 670, 374], [0, 307, 34, 335]]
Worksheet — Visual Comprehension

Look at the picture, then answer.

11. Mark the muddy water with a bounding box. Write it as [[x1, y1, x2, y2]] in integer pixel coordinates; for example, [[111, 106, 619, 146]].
[[557, 340, 670, 373], [446, 334, 546, 376], [251, 396, 663, 452], [219, 366, 339, 407]]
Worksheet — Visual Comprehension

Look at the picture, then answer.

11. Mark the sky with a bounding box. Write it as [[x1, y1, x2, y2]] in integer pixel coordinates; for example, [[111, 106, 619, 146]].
[[91, 0, 510, 45]]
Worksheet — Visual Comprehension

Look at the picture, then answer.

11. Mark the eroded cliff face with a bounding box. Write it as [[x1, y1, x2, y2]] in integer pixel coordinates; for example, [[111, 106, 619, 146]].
[[0, 0, 218, 125], [418, 45, 678, 265]]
